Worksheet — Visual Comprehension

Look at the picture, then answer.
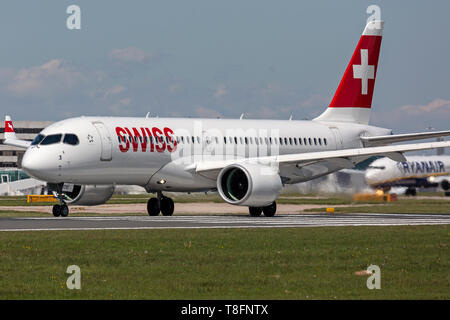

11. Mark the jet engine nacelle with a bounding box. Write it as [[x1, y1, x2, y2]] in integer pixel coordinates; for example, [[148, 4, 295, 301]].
[[62, 184, 115, 205], [217, 163, 282, 207]]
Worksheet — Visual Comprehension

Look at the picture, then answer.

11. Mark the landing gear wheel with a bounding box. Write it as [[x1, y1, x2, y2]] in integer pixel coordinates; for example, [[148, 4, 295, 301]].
[[405, 188, 416, 196], [147, 198, 160, 216], [52, 204, 61, 217], [262, 201, 277, 217], [160, 197, 174, 216], [60, 204, 69, 217], [249, 207, 262, 217]]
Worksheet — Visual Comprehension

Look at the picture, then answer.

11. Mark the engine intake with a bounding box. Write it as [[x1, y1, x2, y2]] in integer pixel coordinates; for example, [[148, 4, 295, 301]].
[[58, 184, 115, 205], [217, 163, 282, 207]]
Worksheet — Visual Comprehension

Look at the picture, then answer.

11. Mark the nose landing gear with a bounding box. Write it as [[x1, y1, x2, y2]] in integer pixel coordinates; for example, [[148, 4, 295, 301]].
[[147, 191, 174, 216], [51, 183, 70, 217]]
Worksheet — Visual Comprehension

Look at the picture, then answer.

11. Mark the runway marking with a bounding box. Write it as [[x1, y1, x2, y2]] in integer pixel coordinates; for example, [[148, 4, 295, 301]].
[[0, 213, 449, 231]]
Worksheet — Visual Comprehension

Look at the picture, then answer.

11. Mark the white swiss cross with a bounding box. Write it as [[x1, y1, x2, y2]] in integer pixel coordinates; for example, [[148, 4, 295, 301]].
[[352, 49, 374, 95]]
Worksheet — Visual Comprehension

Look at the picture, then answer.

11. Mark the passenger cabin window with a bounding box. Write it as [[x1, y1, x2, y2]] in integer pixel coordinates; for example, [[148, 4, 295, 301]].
[[40, 134, 62, 145], [63, 134, 79, 145]]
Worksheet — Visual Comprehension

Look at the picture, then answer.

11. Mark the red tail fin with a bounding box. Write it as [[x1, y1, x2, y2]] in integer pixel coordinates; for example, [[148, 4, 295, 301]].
[[5, 116, 14, 133], [315, 20, 383, 124], [4, 115, 17, 140]]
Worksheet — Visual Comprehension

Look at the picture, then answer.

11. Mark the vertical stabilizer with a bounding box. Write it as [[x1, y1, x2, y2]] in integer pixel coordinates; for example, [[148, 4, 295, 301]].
[[314, 20, 383, 124], [4, 115, 17, 140]]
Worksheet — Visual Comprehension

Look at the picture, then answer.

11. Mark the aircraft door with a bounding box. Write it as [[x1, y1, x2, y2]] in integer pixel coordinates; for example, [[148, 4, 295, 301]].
[[329, 127, 344, 150], [93, 122, 113, 161]]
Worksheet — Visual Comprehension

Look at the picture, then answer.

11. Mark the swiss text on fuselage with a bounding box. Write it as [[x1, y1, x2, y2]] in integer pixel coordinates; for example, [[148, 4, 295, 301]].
[[115, 126, 177, 153]]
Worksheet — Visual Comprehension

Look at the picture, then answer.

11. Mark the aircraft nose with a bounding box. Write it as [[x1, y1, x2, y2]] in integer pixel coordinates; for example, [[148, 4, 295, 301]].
[[21, 150, 41, 177], [364, 169, 375, 184], [21, 149, 55, 181]]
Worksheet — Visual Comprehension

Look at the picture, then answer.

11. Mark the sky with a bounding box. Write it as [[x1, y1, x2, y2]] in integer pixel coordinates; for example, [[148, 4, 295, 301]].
[[1, 0, 450, 134]]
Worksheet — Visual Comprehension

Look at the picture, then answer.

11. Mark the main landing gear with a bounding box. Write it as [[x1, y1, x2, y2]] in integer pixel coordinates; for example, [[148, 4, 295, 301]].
[[146, 193, 277, 218], [51, 183, 69, 217], [147, 191, 174, 216], [249, 201, 277, 217]]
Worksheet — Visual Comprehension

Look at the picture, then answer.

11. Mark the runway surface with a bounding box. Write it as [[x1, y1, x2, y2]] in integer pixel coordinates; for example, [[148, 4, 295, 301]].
[[1, 213, 449, 231]]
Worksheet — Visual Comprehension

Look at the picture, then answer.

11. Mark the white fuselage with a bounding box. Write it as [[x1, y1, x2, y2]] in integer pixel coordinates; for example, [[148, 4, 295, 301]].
[[21, 116, 390, 192], [365, 156, 450, 188]]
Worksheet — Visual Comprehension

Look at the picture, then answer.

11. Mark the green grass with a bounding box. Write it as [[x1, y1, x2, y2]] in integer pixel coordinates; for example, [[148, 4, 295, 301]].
[[0, 226, 448, 299]]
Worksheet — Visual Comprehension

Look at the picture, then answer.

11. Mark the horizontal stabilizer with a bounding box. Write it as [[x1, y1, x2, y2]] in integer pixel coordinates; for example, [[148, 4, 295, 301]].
[[3, 138, 31, 148], [3, 115, 31, 149]]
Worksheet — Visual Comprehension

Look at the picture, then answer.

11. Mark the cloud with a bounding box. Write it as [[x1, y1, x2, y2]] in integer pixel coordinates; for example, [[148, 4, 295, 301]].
[[109, 47, 153, 63], [300, 94, 330, 108], [372, 98, 450, 132], [195, 106, 222, 118], [104, 85, 126, 98], [399, 98, 450, 114], [110, 97, 132, 115], [4, 59, 84, 98], [214, 84, 227, 98]]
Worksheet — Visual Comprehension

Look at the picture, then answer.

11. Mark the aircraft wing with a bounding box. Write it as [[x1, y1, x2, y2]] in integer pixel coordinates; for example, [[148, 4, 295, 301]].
[[360, 130, 450, 147], [192, 140, 450, 173]]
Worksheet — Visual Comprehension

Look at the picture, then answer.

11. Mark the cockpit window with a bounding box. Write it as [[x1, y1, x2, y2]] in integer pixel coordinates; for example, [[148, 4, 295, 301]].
[[368, 166, 386, 170], [31, 134, 45, 146], [40, 134, 62, 145], [63, 134, 79, 145]]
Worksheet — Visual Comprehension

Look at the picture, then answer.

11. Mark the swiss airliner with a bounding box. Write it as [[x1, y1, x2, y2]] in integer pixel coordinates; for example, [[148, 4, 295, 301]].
[[4, 20, 450, 217]]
